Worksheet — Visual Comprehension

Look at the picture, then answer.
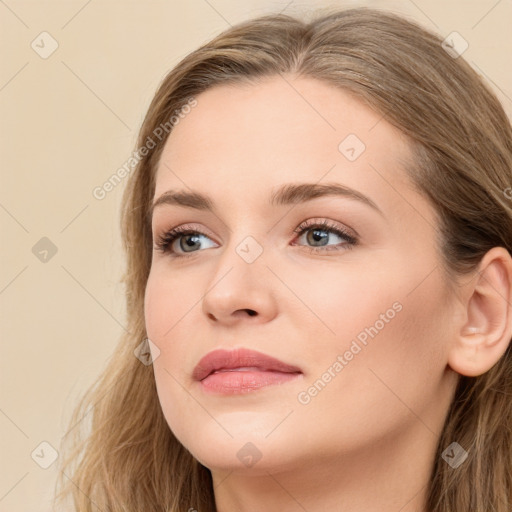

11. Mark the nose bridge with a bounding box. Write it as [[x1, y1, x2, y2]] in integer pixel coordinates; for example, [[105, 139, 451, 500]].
[[217, 211, 270, 268], [209, 227, 267, 293], [201, 222, 276, 321]]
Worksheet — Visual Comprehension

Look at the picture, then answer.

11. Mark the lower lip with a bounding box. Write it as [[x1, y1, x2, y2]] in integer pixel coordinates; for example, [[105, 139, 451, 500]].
[[199, 369, 302, 394]]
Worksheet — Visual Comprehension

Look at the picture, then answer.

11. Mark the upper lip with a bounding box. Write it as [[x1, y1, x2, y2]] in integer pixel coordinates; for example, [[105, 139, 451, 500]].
[[192, 347, 302, 381]]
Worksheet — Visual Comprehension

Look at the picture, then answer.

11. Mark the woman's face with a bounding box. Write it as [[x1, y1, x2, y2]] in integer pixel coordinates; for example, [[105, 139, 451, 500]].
[[144, 76, 459, 475]]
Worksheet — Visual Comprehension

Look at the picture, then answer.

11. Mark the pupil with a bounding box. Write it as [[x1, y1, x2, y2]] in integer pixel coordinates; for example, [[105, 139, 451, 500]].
[[309, 229, 327, 246], [183, 234, 200, 251]]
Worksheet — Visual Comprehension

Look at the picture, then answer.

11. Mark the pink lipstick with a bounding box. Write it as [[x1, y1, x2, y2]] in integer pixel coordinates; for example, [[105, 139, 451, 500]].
[[193, 347, 303, 394]]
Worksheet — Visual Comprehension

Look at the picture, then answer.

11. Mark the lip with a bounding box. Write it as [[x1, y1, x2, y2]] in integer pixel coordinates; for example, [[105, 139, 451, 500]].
[[193, 347, 303, 394]]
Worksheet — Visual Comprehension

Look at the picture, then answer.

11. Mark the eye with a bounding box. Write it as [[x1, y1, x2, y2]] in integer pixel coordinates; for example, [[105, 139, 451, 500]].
[[291, 219, 357, 254], [154, 224, 217, 257], [153, 219, 358, 259]]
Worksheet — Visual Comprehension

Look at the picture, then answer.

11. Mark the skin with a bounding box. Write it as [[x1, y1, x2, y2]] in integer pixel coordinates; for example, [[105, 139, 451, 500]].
[[144, 75, 512, 512]]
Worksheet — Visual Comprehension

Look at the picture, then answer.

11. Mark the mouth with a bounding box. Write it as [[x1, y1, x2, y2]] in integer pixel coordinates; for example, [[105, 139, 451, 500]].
[[193, 348, 303, 394]]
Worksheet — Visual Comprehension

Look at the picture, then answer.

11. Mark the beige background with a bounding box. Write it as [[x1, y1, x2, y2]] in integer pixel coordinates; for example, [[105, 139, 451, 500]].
[[1, 0, 511, 510]]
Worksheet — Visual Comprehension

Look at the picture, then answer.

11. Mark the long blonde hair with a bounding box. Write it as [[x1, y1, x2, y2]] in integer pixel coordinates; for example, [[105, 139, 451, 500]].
[[54, 7, 512, 511]]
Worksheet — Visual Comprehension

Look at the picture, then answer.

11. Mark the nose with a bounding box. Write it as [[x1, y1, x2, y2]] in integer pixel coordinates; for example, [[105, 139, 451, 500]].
[[201, 246, 278, 326], [206, 307, 258, 322]]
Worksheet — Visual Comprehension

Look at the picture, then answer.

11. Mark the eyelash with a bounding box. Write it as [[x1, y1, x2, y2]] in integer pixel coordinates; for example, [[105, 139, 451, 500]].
[[154, 219, 358, 258]]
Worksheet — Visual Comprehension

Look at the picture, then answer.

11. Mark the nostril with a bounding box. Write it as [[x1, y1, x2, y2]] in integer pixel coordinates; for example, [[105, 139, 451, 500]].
[[246, 309, 257, 316]]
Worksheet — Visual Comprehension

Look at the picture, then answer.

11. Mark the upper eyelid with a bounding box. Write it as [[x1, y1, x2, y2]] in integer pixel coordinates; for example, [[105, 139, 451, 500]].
[[155, 218, 357, 244], [154, 218, 352, 234]]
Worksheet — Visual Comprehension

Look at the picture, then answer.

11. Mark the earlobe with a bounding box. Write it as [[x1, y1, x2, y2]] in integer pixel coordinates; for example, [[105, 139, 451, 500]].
[[447, 246, 512, 377]]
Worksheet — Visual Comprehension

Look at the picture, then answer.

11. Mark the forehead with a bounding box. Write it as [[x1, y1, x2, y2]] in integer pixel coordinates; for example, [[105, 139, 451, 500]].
[[153, 75, 414, 211]]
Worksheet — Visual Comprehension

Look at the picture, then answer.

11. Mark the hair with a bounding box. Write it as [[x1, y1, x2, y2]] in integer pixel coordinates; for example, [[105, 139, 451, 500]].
[[53, 6, 512, 512]]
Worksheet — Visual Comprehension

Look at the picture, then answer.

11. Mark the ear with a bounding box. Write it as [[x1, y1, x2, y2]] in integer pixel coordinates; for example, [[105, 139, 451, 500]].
[[448, 246, 512, 377]]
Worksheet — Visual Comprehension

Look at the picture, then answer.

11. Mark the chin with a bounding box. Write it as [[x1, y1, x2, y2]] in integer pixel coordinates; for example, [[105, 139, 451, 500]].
[[176, 422, 299, 472], [191, 441, 296, 474]]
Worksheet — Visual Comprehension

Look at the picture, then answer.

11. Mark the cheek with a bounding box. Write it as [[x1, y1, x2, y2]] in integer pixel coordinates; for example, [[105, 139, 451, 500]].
[[292, 265, 450, 444], [144, 270, 196, 444], [151, 361, 200, 450], [282, 260, 404, 355], [144, 270, 164, 338], [144, 265, 197, 341], [144, 269, 194, 385]]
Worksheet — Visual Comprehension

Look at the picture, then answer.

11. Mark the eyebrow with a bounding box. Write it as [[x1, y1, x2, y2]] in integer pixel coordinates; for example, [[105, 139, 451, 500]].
[[150, 182, 384, 218]]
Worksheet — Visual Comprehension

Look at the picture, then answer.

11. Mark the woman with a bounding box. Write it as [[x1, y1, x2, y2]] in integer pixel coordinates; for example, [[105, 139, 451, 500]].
[[54, 7, 512, 512]]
